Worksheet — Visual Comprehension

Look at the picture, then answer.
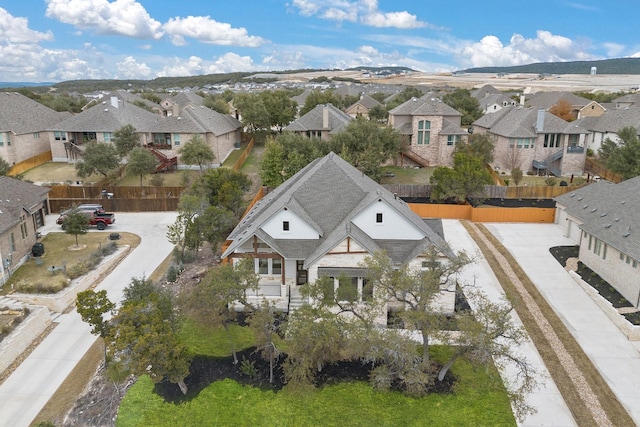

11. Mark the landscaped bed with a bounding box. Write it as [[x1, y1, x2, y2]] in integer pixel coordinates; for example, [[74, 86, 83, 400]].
[[549, 246, 640, 325]]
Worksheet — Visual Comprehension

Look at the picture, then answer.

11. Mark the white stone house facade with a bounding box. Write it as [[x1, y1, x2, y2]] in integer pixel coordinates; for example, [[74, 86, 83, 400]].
[[222, 152, 455, 318]]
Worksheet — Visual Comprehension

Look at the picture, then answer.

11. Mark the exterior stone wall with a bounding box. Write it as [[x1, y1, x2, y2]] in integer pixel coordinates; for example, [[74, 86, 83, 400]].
[[0, 306, 51, 376]]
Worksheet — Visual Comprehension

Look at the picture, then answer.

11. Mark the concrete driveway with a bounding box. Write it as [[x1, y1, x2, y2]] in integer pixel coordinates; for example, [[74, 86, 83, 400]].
[[0, 212, 178, 427]]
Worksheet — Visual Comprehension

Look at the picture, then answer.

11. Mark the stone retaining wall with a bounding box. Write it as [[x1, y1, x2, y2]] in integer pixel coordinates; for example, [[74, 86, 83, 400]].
[[569, 270, 640, 340], [0, 306, 51, 375]]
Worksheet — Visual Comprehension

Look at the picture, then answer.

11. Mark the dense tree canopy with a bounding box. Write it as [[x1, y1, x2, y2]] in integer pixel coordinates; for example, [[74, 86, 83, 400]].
[[299, 90, 344, 116], [598, 126, 640, 180], [113, 124, 139, 158], [430, 152, 493, 203], [260, 90, 298, 132], [126, 147, 157, 186], [178, 135, 215, 171], [442, 88, 483, 126], [455, 132, 494, 164], [75, 141, 120, 177]]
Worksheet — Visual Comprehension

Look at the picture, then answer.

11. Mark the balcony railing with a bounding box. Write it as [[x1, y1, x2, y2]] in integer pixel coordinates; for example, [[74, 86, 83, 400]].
[[566, 146, 584, 154]]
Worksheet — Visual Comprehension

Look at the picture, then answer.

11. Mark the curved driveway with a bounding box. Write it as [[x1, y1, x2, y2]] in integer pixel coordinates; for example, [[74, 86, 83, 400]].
[[0, 212, 178, 427]]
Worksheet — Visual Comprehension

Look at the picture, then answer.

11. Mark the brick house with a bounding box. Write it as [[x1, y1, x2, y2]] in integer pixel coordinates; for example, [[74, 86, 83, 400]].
[[285, 104, 353, 141], [0, 92, 71, 168], [0, 177, 50, 285], [472, 106, 590, 176], [387, 94, 468, 167]]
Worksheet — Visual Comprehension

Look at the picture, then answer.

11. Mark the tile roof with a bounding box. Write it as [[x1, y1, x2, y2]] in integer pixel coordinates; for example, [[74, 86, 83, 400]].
[[223, 152, 453, 266], [0, 176, 49, 233], [0, 92, 71, 135], [555, 177, 640, 261]]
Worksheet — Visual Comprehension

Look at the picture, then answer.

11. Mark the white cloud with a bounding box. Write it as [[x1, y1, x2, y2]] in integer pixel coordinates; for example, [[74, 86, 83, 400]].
[[45, 0, 163, 39], [0, 7, 53, 43], [158, 53, 256, 77], [461, 30, 595, 68], [163, 16, 265, 47], [291, 0, 426, 29], [116, 56, 153, 79]]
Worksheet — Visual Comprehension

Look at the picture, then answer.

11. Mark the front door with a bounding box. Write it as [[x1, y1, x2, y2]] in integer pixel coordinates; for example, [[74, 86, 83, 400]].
[[296, 260, 307, 285]]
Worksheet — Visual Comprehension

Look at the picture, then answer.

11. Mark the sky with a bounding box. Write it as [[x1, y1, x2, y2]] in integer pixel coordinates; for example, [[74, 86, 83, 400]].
[[0, 0, 638, 83]]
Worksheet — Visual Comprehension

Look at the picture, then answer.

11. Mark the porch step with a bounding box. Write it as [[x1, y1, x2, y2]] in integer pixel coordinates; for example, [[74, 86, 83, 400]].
[[288, 287, 307, 312]]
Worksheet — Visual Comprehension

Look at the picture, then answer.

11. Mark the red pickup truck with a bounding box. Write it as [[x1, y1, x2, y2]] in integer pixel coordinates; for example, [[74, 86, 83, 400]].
[[56, 210, 116, 230]]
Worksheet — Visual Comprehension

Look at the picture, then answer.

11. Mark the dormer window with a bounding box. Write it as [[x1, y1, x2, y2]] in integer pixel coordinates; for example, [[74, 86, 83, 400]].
[[283, 221, 290, 231], [376, 213, 383, 223]]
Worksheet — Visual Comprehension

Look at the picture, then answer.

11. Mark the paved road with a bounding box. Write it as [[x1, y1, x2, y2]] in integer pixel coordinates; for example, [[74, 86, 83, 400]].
[[0, 212, 178, 427]]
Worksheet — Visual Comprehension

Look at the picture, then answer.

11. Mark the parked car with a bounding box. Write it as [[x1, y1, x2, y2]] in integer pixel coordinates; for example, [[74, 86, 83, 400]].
[[59, 204, 104, 216], [56, 209, 115, 230]]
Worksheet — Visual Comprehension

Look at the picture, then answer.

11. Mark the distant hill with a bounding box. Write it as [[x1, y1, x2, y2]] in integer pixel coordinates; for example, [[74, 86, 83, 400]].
[[0, 82, 55, 88], [461, 57, 640, 75]]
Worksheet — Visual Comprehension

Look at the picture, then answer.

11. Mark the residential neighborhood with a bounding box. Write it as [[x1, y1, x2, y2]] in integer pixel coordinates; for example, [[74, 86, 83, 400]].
[[2, 71, 640, 427]]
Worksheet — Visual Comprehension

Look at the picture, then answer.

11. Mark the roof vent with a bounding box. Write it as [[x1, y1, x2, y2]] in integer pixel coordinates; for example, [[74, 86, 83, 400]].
[[577, 196, 583, 201], [605, 224, 612, 228], [600, 212, 607, 217], [623, 226, 631, 237], [615, 218, 620, 222], [591, 208, 597, 213], [570, 193, 575, 197], [621, 200, 626, 204]]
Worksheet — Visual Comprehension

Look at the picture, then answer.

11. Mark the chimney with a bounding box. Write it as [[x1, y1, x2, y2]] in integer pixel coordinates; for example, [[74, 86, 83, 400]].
[[536, 109, 545, 132], [172, 103, 180, 117], [110, 96, 119, 108], [322, 104, 329, 129]]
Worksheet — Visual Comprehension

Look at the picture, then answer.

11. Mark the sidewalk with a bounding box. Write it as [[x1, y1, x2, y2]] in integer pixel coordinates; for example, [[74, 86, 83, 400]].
[[0, 212, 178, 427], [483, 222, 640, 426], [442, 220, 576, 427]]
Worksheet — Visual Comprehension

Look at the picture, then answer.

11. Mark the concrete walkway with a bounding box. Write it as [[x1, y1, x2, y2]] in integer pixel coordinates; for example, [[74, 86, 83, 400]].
[[443, 220, 577, 427], [484, 222, 640, 426], [0, 212, 178, 427]]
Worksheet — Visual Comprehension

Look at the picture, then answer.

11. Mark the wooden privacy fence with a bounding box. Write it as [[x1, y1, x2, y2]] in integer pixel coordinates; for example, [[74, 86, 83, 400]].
[[231, 138, 255, 172], [407, 203, 556, 223], [584, 158, 622, 183], [48, 185, 184, 213], [8, 151, 52, 176], [385, 184, 577, 200]]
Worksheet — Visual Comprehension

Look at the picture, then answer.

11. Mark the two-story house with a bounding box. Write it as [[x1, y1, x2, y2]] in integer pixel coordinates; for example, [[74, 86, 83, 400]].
[[48, 93, 242, 169], [472, 106, 590, 176], [387, 94, 468, 167], [555, 176, 640, 308], [221, 152, 455, 317], [0, 92, 71, 168]]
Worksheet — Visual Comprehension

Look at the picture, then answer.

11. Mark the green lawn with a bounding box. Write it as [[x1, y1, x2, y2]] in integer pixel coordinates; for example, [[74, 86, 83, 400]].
[[116, 320, 516, 427], [380, 165, 436, 185]]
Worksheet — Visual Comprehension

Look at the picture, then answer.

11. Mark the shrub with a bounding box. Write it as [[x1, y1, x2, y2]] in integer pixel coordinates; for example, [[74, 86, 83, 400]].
[[240, 357, 257, 378], [166, 263, 184, 283], [100, 241, 118, 256], [545, 176, 557, 186]]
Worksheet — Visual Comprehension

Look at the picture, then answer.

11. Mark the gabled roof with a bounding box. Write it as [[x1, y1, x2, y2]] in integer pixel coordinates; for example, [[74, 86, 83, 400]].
[[49, 95, 160, 132], [285, 103, 353, 133], [388, 94, 462, 117], [167, 92, 205, 108], [473, 106, 588, 138], [0, 176, 49, 233], [223, 152, 453, 266], [555, 177, 640, 261], [347, 94, 382, 111], [575, 105, 640, 134], [526, 91, 592, 109], [49, 94, 241, 136], [471, 85, 501, 100], [0, 92, 71, 135]]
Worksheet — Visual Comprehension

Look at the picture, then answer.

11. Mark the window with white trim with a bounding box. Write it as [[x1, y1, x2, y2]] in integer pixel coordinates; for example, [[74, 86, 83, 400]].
[[417, 120, 430, 145]]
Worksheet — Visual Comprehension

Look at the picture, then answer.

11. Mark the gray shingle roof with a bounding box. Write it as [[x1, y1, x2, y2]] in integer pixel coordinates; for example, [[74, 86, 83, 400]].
[[555, 177, 640, 261], [223, 152, 453, 266], [49, 94, 241, 136], [0, 176, 50, 233], [0, 92, 71, 135], [526, 91, 591, 109], [473, 106, 588, 138], [347, 94, 382, 111], [285, 103, 353, 133], [575, 105, 640, 134], [388, 94, 462, 117]]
